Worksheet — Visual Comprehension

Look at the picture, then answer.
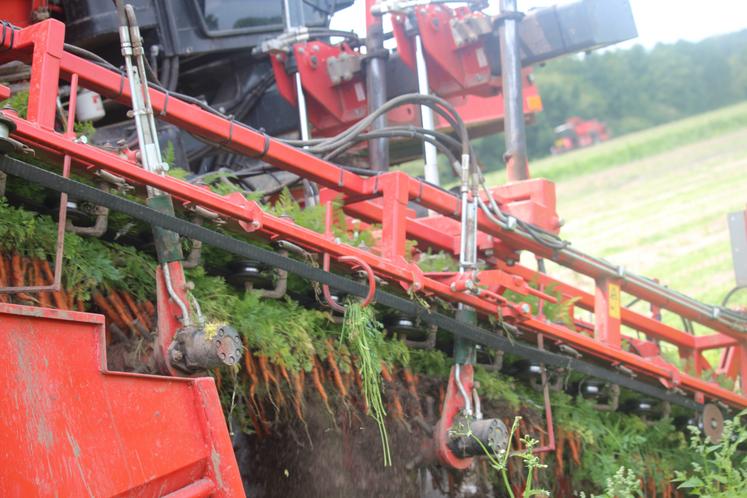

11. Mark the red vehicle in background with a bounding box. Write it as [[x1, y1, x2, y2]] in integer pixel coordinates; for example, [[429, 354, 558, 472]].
[[551, 116, 610, 154]]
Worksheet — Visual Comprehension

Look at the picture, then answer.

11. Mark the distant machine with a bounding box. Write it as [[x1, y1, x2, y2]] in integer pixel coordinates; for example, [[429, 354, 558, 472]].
[[551, 116, 609, 154]]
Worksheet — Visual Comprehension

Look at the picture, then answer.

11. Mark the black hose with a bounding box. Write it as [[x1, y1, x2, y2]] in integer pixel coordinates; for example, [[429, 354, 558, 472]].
[[721, 286, 747, 308]]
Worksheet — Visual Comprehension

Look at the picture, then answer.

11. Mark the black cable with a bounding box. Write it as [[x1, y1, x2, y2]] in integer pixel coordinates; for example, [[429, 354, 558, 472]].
[[721, 285, 747, 308]]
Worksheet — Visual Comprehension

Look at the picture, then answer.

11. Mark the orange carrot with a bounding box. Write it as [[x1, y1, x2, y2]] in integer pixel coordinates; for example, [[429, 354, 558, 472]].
[[380, 363, 405, 421], [402, 367, 423, 417], [142, 300, 156, 317], [257, 355, 276, 388], [311, 359, 332, 415], [325, 339, 347, 398], [31, 259, 51, 308], [567, 433, 581, 465], [0, 255, 8, 303], [137, 302, 153, 330], [108, 291, 137, 335], [40, 260, 67, 309], [244, 347, 257, 380], [380, 362, 394, 383], [120, 291, 149, 331], [291, 370, 305, 422], [555, 431, 565, 476], [271, 364, 286, 408], [11, 253, 34, 302], [93, 292, 125, 328], [213, 368, 222, 390]]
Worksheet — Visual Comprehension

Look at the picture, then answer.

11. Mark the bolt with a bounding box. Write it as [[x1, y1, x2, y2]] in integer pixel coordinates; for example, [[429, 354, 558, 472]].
[[519, 302, 531, 314]]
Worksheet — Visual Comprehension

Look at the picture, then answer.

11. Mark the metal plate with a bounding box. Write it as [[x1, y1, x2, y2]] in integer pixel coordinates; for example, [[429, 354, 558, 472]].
[[703, 403, 725, 443]]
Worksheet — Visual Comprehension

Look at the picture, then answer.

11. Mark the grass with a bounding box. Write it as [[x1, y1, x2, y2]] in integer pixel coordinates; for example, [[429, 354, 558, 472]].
[[483, 101, 747, 185], [499, 101, 747, 337]]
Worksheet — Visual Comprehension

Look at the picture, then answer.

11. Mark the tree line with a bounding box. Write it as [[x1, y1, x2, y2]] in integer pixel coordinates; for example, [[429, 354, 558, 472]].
[[473, 28, 747, 164]]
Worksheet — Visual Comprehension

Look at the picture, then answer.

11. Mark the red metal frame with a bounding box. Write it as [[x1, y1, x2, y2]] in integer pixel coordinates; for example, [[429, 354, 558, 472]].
[[391, 5, 496, 98], [271, 40, 368, 136], [2, 20, 746, 415], [0, 303, 242, 497]]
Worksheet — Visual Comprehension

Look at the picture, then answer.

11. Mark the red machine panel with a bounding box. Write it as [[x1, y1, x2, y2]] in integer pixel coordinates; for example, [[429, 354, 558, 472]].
[[0, 303, 243, 497]]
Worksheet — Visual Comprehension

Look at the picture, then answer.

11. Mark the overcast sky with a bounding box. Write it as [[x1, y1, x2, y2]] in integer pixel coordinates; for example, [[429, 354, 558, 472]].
[[331, 0, 747, 49]]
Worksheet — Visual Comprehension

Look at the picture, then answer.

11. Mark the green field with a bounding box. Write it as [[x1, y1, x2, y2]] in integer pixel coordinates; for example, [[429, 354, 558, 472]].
[[485, 102, 747, 314]]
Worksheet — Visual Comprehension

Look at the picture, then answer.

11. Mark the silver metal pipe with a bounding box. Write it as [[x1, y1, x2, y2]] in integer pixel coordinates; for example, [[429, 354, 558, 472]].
[[283, 0, 317, 204], [499, 0, 529, 181], [454, 363, 473, 417], [162, 263, 191, 327], [414, 34, 440, 186]]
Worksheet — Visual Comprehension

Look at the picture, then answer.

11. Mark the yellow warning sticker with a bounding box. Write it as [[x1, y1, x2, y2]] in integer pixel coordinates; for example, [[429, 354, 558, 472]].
[[608, 282, 621, 319]]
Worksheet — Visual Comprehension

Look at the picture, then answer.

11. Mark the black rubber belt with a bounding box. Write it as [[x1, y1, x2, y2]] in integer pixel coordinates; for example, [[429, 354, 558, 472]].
[[0, 155, 701, 411]]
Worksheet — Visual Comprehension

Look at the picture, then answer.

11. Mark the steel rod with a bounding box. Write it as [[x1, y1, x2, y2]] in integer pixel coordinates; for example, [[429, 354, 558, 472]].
[[414, 33, 439, 186], [499, 0, 529, 181]]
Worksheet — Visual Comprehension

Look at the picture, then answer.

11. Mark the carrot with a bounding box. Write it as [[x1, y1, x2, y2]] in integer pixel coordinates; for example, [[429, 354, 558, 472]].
[[121, 291, 149, 331], [311, 358, 332, 415], [246, 401, 266, 438], [136, 302, 153, 330], [213, 368, 222, 390], [567, 433, 581, 465], [244, 346, 257, 380], [380, 362, 394, 383], [142, 299, 156, 317], [278, 364, 291, 385], [11, 253, 34, 302], [257, 355, 276, 388], [93, 292, 125, 328], [389, 387, 405, 422], [76, 297, 85, 312], [41, 260, 67, 309], [0, 255, 9, 303], [325, 339, 347, 398], [291, 370, 306, 422], [271, 364, 286, 408], [380, 363, 405, 422], [108, 290, 138, 335], [31, 259, 51, 308], [555, 431, 565, 476], [246, 383, 268, 437], [402, 367, 423, 417]]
